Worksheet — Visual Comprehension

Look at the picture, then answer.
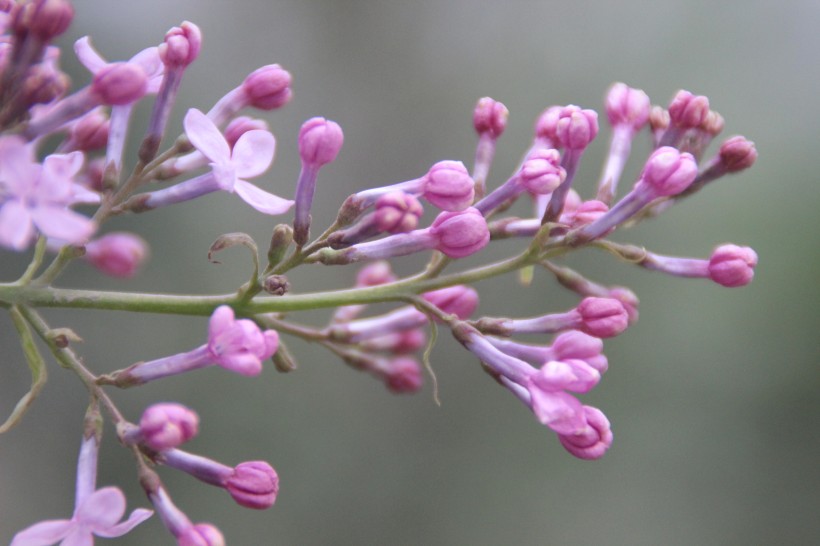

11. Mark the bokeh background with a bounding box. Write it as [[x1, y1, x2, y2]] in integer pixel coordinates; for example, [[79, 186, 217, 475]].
[[2, 1, 819, 544]]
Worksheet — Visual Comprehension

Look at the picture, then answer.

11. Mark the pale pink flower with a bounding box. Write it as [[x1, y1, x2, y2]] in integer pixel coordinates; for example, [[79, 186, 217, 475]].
[[0, 136, 96, 250], [11, 436, 152, 546], [140, 109, 292, 215]]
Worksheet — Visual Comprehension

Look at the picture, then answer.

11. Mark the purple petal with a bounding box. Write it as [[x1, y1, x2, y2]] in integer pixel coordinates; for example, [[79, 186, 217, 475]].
[[527, 387, 586, 435], [73, 36, 108, 73], [208, 305, 235, 341], [76, 487, 126, 528], [31, 207, 96, 244], [0, 201, 35, 250], [234, 179, 294, 215], [231, 130, 275, 179], [60, 528, 93, 546], [218, 352, 264, 376], [184, 109, 230, 163], [129, 47, 164, 94], [39, 152, 84, 202], [93, 508, 153, 538], [0, 136, 38, 194], [10, 519, 74, 546]]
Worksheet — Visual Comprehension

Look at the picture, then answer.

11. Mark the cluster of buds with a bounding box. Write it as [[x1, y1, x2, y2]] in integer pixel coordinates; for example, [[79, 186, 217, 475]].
[[1, 1, 758, 544]]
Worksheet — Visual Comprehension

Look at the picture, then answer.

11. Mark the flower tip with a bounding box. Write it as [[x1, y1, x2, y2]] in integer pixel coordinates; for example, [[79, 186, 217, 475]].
[[708, 244, 757, 287], [473, 97, 509, 138], [298, 116, 344, 166]]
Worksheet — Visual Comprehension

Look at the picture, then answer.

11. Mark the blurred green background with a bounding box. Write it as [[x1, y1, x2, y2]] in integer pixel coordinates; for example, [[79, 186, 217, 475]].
[[2, 1, 818, 544]]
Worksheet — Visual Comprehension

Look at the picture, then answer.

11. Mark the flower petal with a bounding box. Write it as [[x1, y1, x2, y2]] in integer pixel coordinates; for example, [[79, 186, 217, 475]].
[[61, 528, 93, 546], [231, 130, 275, 179], [31, 207, 96, 245], [184, 109, 230, 163], [217, 352, 263, 376], [0, 136, 38, 194], [527, 387, 586, 435], [76, 487, 126, 528], [129, 47, 164, 94], [73, 37, 108, 73], [93, 508, 153, 538], [234, 179, 294, 215], [208, 305, 236, 342], [0, 201, 35, 250], [10, 519, 74, 546]]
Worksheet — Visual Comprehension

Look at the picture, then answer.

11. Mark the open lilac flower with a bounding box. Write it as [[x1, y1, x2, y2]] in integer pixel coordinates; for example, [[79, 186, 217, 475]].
[[135, 109, 293, 215], [0, 136, 96, 250], [11, 435, 152, 546], [104, 305, 279, 386]]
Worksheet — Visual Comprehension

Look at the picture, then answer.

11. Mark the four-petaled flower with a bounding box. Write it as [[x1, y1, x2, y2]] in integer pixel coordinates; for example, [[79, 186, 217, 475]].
[[184, 108, 294, 215], [0, 136, 96, 250]]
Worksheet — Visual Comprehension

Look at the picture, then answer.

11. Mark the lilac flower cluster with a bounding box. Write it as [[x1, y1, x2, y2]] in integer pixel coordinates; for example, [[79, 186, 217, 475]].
[[1, 1, 759, 544]]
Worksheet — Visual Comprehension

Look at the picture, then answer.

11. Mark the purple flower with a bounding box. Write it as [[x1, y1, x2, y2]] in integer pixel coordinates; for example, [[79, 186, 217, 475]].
[[0, 136, 96, 250], [569, 146, 697, 244], [84, 232, 149, 278], [107, 306, 279, 385], [639, 243, 758, 288], [158, 449, 279, 509], [225, 461, 280, 509], [11, 436, 152, 546], [353, 160, 475, 212], [293, 116, 344, 244], [137, 403, 200, 452], [317, 207, 488, 264], [137, 109, 294, 215], [207, 305, 280, 376], [207, 64, 293, 127]]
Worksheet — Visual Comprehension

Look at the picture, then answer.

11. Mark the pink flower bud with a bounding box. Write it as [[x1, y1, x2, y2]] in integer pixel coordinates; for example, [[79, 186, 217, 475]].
[[668, 90, 710, 129], [298, 116, 344, 166], [383, 357, 424, 394], [242, 64, 292, 110], [70, 108, 110, 151], [92, 63, 148, 105], [139, 403, 200, 451], [85, 232, 149, 278], [564, 200, 609, 229], [207, 306, 279, 376], [550, 331, 607, 372], [422, 160, 475, 211], [639, 146, 698, 197], [708, 244, 758, 287], [576, 297, 629, 338], [702, 110, 725, 136], [719, 136, 757, 172], [555, 105, 599, 150], [607, 286, 639, 324], [556, 405, 613, 460], [430, 207, 489, 258], [13, 0, 73, 40], [534, 105, 562, 144], [473, 97, 509, 138], [422, 285, 479, 320], [605, 82, 650, 131], [375, 191, 424, 233], [225, 461, 279, 509], [223, 116, 269, 149], [159, 21, 202, 68], [356, 261, 397, 286], [530, 358, 601, 394], [178, 523, 225, 546], [519, 148, 565, 194]]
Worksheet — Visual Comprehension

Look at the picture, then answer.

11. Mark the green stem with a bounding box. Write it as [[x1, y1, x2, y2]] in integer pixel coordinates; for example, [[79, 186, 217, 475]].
[[1, 246, 560, 316]]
